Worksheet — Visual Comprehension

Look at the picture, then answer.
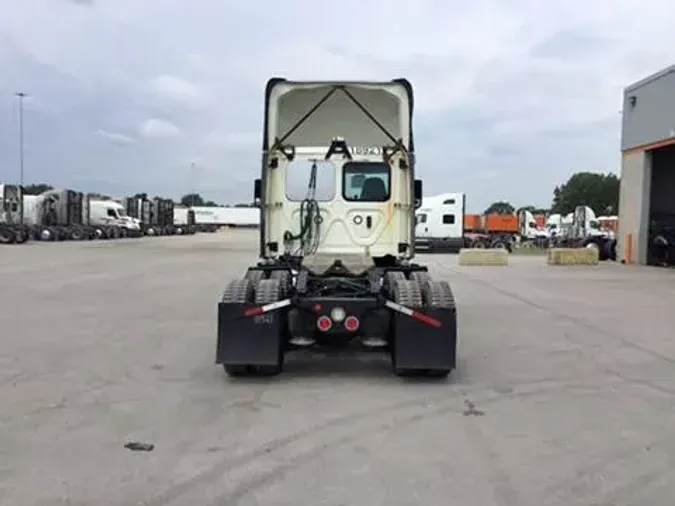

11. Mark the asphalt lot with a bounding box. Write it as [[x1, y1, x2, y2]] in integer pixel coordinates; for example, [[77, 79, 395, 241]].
[[2, 230, 675, 505]]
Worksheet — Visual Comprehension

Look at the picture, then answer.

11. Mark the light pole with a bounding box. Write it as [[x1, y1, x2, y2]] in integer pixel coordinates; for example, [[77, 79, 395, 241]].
[[190, 162, 196, 207], [15, 92, 26, 187]]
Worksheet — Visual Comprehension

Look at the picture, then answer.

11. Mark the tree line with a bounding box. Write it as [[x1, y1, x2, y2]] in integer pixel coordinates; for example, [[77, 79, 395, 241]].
[[484, 171, 619, 216]]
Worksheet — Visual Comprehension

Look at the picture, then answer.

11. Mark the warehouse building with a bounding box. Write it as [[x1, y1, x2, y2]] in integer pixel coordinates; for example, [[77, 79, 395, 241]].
[[619, 64, 675, 265]]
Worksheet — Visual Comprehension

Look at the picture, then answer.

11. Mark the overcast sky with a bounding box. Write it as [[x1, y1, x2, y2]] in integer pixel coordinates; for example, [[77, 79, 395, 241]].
[[1, 0, 674, 211]]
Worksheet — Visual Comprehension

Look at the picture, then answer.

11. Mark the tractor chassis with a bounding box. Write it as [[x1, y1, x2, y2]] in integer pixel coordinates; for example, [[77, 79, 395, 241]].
[[216, 263, 457, 378]]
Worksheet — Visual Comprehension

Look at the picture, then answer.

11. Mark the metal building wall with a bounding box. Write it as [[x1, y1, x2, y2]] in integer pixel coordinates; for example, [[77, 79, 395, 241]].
[[618, 150, 651, 264], [619, 64, 675, 264], [621, 65, 675, 151]]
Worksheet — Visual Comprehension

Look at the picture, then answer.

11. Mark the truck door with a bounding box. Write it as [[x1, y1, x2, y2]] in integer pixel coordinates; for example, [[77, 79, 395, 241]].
[[415, 211, 429, 238]]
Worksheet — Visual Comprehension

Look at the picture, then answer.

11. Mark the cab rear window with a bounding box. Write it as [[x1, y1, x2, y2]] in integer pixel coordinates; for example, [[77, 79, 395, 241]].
[[342, 162, 390, 202]]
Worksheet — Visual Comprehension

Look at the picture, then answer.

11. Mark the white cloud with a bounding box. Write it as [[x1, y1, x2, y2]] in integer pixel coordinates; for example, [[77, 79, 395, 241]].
[[138, 118, 181, 139], [96, 129, 135, 145], [203, 130, 259, 149], [151, 74, 203, 104], [1, 0, 675, 208]]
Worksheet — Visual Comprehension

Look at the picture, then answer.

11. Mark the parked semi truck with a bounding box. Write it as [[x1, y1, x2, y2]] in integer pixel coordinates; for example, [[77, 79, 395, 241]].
[[216, 77, 457, 378], [0, 184, 29, 244], [121, 196, 177, 236], [414, 192, 466, 252], [414, 193, 547, 252], [24, 189, 88, 241], [547, 205, 617, 260], [86, 198, 141, 238], [21, 190, 140, 241], [173, 206, 197, 235]]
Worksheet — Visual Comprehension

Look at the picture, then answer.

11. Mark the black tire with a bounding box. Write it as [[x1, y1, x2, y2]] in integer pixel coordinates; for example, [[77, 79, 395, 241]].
[[0, 227, 15, 244], [269, 270, 292, 297], [70, 226, 85, 241], [410, 271, 431, 286], [490, 237, 507, 249], [15, 230, 27, 244]]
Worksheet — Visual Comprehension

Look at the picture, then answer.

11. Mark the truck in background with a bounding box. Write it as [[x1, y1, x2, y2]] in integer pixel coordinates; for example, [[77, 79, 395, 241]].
[[463, 210, 548, 249], [121, 196, 184, 236], [173, 206, 197, 235], [122, 196, 159, 236], [548, 205, 617, 260], [191, 206, 260, 232], [86, 198, 141, 239], [414, 192, 548, 252], [25, 189, 88, 241], [414, 192, 466, 252], [0, 184, 29, 244], [19, 190, 140, 241]]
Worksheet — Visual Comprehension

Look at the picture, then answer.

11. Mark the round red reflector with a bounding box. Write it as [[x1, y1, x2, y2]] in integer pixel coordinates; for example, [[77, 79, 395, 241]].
[[344, 316, 360, 332], [317, 316, 332, 331]]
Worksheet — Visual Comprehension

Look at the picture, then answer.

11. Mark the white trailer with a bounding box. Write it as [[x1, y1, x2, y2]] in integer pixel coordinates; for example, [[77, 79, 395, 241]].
[[191, 206, 260, 232]]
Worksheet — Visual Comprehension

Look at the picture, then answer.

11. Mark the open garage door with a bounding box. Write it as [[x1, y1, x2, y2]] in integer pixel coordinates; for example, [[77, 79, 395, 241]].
[[648, 144, 675, 266]]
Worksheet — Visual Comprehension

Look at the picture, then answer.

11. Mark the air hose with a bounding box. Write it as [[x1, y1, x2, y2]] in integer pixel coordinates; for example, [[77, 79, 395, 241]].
[[283, 161, 322, 256]]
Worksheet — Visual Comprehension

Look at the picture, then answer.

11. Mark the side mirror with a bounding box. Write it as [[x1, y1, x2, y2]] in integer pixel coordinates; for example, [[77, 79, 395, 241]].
[[253, 179, 261, 206], [414, 179, 422, 209]]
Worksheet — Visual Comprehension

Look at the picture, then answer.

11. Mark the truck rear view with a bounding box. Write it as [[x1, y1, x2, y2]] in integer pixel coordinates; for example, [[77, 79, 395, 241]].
[[215, 78, 458, 379]]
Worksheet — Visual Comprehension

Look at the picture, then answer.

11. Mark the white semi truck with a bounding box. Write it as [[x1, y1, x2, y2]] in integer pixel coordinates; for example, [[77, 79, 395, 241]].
[[414, 192, 465, 252], [21, 190, 140, 241], [547, 205, 616, 260], [0, 184, 29, 244], [414, 193, 546, 252]]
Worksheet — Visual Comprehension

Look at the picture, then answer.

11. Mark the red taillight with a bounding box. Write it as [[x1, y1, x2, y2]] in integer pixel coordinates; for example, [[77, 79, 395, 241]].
[[317, 315, 332, 332], [344, 316, 360, 332]]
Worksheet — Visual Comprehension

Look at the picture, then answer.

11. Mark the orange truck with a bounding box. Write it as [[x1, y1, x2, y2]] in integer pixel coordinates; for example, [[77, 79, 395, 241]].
[[463, 211, 548, 248], [463, 213, 518, 233]]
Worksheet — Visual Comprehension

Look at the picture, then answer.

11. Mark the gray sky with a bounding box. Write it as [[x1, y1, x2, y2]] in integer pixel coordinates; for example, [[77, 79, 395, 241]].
[[1, 0, 674, 212]]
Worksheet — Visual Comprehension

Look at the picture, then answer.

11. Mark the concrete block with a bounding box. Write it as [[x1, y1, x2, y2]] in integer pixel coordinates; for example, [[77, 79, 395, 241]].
[[458, 248, 509, 266], [547, 247, 599, 266]]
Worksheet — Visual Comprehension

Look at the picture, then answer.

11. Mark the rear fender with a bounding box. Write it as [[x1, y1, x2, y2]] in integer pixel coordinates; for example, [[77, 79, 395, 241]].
[[216, 302, 284, 366], [393, 307, 457, 370]]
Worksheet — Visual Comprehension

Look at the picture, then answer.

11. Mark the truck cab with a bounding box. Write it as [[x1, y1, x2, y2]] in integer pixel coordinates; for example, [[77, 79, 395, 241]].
[[0, 184, 27, 243], [256, 79, 422, 271], [414, 192, 466, 252]]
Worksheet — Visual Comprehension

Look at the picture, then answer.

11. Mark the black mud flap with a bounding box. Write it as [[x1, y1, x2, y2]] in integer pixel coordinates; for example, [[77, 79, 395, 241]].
[[393, 307, 457, 370], [216, 302, 283, 366]]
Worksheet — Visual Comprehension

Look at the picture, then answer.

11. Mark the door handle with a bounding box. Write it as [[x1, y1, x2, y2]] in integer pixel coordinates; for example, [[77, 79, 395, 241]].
[[366, 216, 372, 229], [425, 227, 428, 232]]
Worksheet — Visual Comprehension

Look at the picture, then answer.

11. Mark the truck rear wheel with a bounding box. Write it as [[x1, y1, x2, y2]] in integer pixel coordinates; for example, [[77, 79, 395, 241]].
[[392, 277, 454, 379], [220, 277, 285, 378]]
